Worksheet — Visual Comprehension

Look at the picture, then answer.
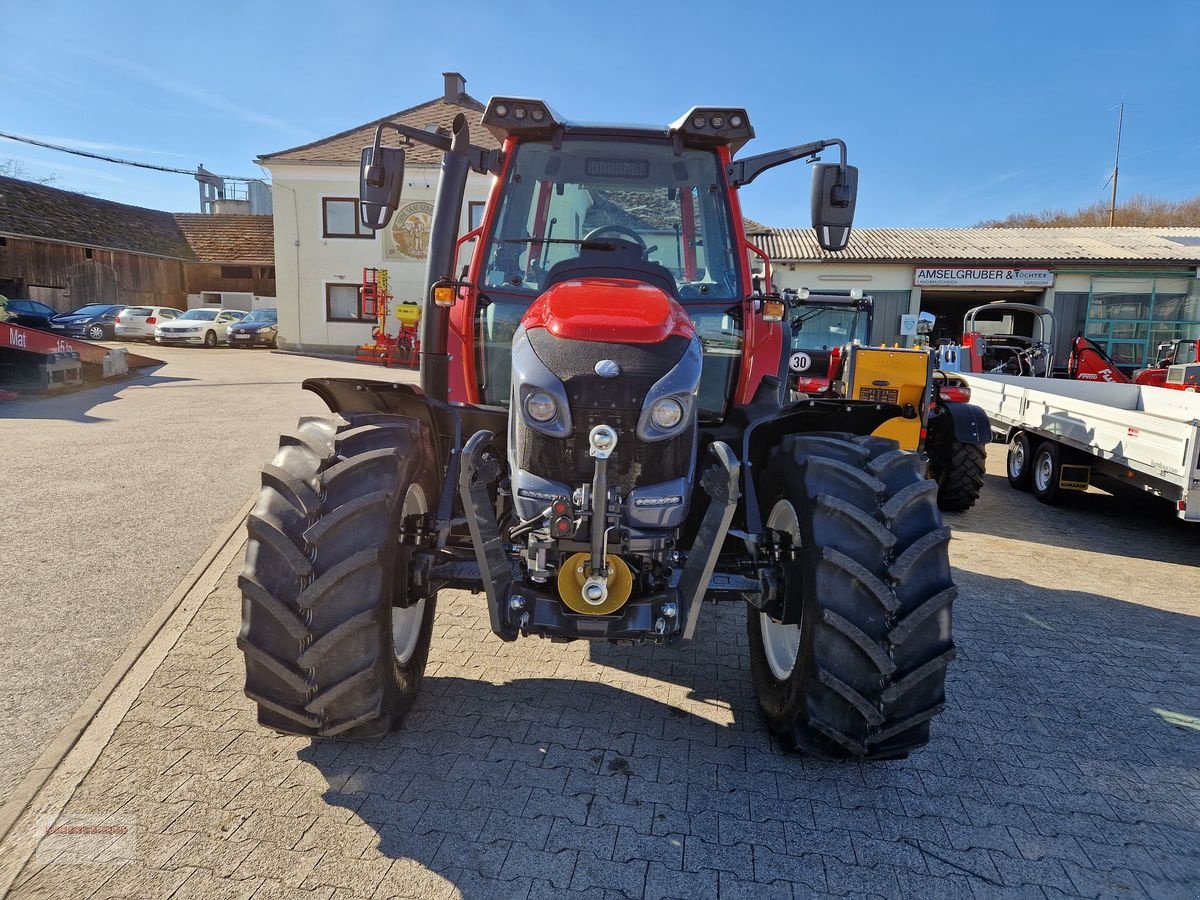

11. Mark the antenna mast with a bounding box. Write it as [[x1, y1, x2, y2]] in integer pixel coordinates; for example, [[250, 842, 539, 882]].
[[1108, 103, 1124, 227]]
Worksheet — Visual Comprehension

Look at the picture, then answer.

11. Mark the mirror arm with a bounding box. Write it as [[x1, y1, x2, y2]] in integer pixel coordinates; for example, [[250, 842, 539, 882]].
[[727, 138, 848, 192], [368, 122, 502, 176]]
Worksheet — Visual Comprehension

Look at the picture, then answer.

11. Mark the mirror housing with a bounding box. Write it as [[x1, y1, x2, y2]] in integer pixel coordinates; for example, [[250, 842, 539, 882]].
[[359, 145, 406, 230], [811, 163, 858, 251]]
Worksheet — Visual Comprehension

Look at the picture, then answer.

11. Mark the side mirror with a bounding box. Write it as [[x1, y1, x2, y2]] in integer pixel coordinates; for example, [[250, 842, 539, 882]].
[[359, 145, 405, 230], [810, 163, 858, 252]]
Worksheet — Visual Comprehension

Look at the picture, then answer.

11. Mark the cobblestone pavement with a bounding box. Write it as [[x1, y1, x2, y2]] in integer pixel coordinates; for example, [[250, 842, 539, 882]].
[[6, 453, 1199, 899]]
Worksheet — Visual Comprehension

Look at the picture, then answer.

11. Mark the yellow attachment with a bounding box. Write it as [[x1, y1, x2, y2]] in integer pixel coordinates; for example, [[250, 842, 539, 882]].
[[557, 552, 633, 616], [844, 345, 931, 451], [395, 302, 422, 326]]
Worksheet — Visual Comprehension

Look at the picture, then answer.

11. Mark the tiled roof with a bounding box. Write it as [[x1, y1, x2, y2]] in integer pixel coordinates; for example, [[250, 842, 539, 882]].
[[258, 95, 501, 166], [750, 226, 1200, 264], [0, 175, 195, 260], [173, 213, 274, 264]]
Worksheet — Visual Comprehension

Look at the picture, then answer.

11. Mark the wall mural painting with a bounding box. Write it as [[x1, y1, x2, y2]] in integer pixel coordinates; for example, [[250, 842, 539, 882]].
[[384, 201, 434, 261]]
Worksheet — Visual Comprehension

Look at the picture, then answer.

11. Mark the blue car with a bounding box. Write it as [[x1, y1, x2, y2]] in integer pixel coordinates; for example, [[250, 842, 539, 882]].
[[48, 304, 124, 341]]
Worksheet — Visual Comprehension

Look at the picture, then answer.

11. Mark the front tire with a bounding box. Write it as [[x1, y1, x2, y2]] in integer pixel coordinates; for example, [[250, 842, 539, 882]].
[[748, 434, 956, 760], [87, 324, 106, 341], [1007, 432, 1034, 490], [238, 413, 439, 737], [204, 330, 217, 348], [933, 439, 986, 512]]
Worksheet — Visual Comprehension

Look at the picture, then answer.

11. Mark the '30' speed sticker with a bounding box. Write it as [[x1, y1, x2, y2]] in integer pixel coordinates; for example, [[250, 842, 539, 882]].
[[789, 351, 812, 372]]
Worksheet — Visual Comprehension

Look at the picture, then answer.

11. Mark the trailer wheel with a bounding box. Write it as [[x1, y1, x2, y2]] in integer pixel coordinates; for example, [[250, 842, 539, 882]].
[[1007, 432, 1034, 490], [238, 413, 439, 737], [748, 433, 956, 760], [1032, 440, 1065, 505], [932, 439, 986, 512]]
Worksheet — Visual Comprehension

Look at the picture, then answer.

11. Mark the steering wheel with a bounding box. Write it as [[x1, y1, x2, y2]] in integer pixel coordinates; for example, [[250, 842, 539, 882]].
[[583, 225, 647, 250]]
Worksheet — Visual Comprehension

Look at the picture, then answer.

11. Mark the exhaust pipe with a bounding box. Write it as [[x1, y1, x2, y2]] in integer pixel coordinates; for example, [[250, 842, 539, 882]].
[[420, 113, 471, 403]]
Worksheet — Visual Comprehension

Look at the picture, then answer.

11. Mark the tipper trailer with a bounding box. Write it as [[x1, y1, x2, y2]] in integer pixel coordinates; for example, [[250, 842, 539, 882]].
[[960, 373, 1200, 521]]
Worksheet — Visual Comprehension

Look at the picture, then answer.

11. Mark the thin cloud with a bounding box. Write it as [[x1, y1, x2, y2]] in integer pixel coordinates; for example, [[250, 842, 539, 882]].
[[1, 153, 125, 183], [22, 134, 192, 159], [69, 49, 309, 141]]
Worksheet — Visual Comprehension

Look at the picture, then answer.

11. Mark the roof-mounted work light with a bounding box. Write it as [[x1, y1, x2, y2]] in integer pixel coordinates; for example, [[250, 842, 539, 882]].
[[483, 97, 561, 142], [668, 107, 754, 153]]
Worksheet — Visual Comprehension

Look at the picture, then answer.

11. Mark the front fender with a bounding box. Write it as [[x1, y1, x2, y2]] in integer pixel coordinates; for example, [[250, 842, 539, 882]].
[[931, 401, 992, 444]]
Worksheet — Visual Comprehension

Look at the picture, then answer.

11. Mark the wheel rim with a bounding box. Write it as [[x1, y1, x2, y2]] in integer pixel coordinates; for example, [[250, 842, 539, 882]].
[[206, 332, 216, 347], [1034, 451, 1053, 493], [759, 499, 802, 681], [392, 483, 427, 666], [89, 326, 104, 340], [1009, 440, 1026, 478]]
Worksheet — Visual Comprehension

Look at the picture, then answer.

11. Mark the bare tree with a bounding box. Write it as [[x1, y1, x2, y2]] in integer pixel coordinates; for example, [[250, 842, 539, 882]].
[[0, 158, 59, 184], [979, 194, 1200, 227]]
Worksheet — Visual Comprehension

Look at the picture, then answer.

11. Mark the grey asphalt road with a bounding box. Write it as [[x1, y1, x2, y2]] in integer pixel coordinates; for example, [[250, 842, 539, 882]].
[[0, 345, 418, 801]]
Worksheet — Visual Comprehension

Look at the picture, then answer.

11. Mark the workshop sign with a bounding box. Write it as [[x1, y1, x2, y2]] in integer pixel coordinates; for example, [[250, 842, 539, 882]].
[[914, 267, 1055, 288], [385, 202, 434, 261]]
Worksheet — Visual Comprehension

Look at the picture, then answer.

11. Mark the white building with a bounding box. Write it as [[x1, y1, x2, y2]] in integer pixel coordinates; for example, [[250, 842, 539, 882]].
[[257, 73, 498, 354]]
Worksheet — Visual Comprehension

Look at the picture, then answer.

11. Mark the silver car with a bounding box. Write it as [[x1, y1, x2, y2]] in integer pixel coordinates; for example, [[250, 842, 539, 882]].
[[115, 306, 183, 341], [155, 308, 247, 347]]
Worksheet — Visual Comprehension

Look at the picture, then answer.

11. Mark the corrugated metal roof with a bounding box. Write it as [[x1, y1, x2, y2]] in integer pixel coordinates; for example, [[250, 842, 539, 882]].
[[258, 95, 500, 167], [173, 214, 274, 264], [754, 226, 1200, 264]]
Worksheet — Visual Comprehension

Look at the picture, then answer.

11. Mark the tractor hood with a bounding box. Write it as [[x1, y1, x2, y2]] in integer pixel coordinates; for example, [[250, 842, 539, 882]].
[[521, 278, 695, 344]]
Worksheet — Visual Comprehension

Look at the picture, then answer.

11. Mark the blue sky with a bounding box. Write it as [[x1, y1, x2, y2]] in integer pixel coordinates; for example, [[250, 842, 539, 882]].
[[1, 0, 1197, 228]]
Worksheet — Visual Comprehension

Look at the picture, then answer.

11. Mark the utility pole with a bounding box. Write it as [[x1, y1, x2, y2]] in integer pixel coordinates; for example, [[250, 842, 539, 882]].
[[1108, 103, 1124, 226]]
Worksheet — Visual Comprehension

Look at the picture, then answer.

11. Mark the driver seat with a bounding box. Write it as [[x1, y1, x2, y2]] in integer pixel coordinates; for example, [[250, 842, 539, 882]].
[[543, 239, 678, 298]]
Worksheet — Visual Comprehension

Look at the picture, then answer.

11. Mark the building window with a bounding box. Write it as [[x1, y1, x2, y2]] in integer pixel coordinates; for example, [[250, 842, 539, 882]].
[[84, 248, 93, 259], [322, 198, 373, 238], [259, 266, 276, 280], [1083, 276, 1200, 367], [326, 283, 367, 321], [468, 201, 486, 232], [221, 265, 253, 279]]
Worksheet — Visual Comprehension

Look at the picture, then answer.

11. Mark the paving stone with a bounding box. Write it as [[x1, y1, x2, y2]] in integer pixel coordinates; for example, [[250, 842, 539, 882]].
[[499, 846, 578, 889], [611, 827, 684, 868], [569, 853, 648, 898], [644, 862, 719, 900], [546, 820, 619, 859]]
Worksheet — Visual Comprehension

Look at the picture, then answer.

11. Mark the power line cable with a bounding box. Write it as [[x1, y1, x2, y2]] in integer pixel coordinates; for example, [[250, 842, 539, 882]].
[[0, 130, 262, 181]]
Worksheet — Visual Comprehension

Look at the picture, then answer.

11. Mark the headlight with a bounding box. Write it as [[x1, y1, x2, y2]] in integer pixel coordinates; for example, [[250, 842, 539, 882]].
[[524, 390, 558, 423], [649, 397, 684, 430]]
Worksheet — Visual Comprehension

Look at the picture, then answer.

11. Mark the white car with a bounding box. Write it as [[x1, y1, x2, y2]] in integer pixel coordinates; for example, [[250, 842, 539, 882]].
[[114, 306, 183, 341], [155, 308, 247, 348]]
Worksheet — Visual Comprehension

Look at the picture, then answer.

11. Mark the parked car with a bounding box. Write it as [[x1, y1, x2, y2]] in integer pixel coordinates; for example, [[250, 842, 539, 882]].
[[155, 308, 247, 347], [48, 304, 124, 340], [114, 306, 183, 341], [226, 308, 279, 348], [0, 298, 58, 330]]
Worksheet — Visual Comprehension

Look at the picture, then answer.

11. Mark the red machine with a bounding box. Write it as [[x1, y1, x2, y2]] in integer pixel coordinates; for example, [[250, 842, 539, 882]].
[[1067, 336, 1200, 391], [354, 267, 420, 367], [238, 97, 959, 761]]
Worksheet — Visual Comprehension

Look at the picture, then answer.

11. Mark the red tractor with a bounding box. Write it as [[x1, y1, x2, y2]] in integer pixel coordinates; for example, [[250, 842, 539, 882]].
[[238, 100, 956, 759]]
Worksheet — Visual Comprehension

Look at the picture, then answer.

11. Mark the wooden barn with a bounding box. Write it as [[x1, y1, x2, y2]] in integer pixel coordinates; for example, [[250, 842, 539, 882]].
[[0, 176, 274, 313]]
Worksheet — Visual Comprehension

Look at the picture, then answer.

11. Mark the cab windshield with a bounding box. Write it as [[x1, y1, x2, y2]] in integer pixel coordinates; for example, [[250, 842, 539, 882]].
[[790, 306, 870, 352], [480, 138, 741, 300]]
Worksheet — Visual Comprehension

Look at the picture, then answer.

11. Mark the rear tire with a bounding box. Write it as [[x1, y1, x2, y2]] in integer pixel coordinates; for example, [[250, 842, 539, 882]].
[[748, 433, 956, 760], [1031, 440, 1065, 504], [933, 439, 986, 511], [238, 413, 440, 737], [1007, 432, 1034, 490]]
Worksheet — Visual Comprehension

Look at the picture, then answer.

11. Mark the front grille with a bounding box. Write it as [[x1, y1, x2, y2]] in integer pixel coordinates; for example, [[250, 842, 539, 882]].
[[517, 332, 695, 496]]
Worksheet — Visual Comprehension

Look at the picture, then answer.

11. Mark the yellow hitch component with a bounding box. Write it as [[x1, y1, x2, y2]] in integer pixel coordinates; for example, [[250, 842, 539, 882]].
[[557, 552, 633, 616], [844, 345, 932, 451]]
